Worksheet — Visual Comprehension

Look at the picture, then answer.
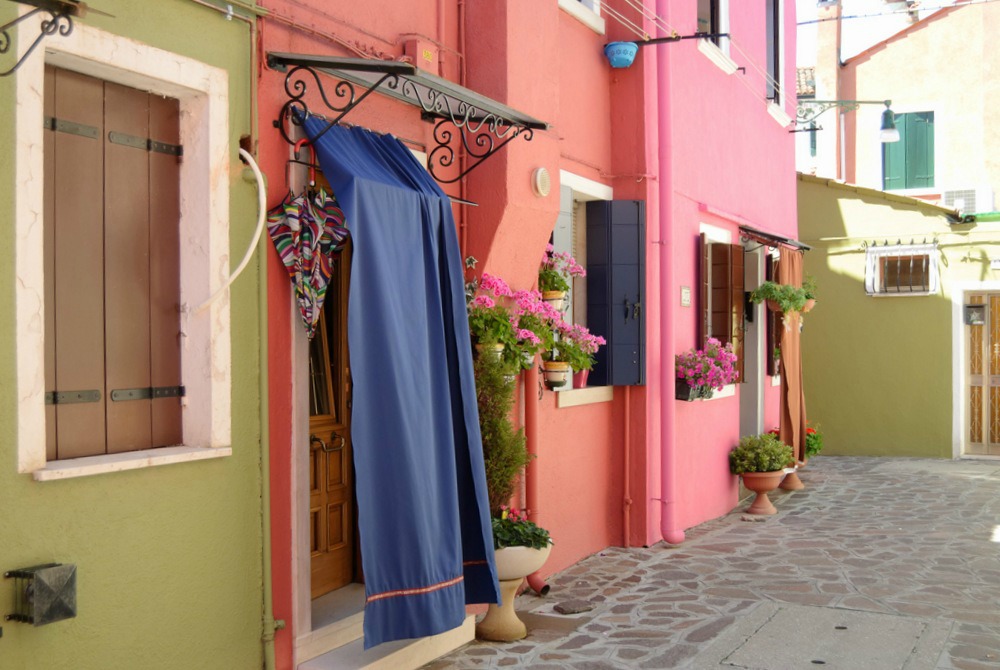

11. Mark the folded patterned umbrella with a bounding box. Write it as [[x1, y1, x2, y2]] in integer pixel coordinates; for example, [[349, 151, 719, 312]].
[[267, 188, 349, 338]]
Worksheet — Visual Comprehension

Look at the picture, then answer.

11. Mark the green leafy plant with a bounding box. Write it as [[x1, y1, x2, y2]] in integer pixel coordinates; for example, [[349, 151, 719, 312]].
[[492, 507, 552, 550], [728, 433, 794, 474], [749, 281, 808, 313], [803, 275, 818, 301], [538, 244, 585, 293], [474, 347, 531, 516], [805, 424, 823, 458]]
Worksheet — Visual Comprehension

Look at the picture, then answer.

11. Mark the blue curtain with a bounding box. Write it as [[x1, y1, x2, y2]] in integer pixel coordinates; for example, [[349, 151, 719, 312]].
[[303, 120, 499, 648]]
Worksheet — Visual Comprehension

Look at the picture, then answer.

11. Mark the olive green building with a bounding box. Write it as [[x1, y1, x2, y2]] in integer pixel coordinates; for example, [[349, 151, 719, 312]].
[[0, 1, 267, 667], [798, 173, 1000, 459]]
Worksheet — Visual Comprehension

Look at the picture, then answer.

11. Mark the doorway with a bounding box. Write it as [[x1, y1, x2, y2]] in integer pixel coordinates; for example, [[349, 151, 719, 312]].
[[964, 292, 1000, 456], [740, 246, 765, 437]]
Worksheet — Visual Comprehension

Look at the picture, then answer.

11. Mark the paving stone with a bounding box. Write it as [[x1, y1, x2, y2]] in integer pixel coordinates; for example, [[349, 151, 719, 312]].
[[424, 458, 1000, 670], [554, 599, 595, 615]]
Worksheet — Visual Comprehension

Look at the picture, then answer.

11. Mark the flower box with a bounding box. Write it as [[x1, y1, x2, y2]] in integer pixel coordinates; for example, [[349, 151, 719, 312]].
[[675, 379, 698, 402]]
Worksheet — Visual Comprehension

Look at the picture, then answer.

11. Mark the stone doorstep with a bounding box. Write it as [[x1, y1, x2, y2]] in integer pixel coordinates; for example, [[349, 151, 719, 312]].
[[298, 616, 474, 670]]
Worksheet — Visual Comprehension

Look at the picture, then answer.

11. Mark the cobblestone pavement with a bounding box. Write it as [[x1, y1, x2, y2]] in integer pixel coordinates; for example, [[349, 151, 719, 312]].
[[424, 457, 1000, 669]]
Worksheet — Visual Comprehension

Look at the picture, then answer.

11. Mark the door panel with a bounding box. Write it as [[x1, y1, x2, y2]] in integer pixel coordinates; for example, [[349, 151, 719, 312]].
[[966, 293, 1000, 455], [309, 248, 354, 599]]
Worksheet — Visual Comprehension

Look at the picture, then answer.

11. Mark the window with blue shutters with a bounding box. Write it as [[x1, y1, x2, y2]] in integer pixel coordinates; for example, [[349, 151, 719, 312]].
[[586, 200, 646, 387], [882, 111, 934, 190]]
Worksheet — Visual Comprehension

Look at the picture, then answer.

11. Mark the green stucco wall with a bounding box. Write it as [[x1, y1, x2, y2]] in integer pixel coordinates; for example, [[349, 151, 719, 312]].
[[798, 176, 1000, 459], [0, 2, 264, 668]]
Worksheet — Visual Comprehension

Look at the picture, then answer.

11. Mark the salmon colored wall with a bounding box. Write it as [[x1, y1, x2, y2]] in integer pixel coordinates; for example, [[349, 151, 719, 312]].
[[259, 0, 640, 662]]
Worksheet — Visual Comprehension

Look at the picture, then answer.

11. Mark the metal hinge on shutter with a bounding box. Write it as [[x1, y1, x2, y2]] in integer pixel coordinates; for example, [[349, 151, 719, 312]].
[[45, 390, 101, 405], [110, 386, 185, 402], [43, 117, 99, 140], [108, 131, 183, 157]]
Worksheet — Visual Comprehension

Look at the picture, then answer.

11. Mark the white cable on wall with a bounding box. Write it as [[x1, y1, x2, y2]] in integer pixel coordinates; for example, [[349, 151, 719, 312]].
[[193, 147, 268, 314]]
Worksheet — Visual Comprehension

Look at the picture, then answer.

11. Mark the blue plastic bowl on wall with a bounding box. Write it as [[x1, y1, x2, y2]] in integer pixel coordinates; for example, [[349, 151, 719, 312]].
[[604, 42, 638, 68]]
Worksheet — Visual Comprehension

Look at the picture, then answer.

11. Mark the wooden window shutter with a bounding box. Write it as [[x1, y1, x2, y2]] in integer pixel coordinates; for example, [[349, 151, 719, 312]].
[[699, 235, 745, 380], [44, 66, 181, 460], [586, 200, 646, 386], [907, 112, 934, 188], [882, 115, 906, 190]]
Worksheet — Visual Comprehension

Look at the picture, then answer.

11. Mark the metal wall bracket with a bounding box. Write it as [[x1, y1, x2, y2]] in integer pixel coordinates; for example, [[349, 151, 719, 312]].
[[0, 6, 73, 78], [268, 53, 548, 185]]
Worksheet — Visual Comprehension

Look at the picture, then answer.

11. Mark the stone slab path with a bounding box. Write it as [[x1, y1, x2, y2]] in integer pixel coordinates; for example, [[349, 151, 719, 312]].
[[424, 457, 1000, 669]]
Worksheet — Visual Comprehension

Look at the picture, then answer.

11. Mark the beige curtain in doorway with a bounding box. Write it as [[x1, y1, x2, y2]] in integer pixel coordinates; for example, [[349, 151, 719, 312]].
[[778, 250, 808, 462]]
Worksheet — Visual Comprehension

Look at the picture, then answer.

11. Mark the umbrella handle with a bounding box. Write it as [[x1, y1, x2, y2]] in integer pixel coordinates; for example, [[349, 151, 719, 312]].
[[293, 138, 317, 187]]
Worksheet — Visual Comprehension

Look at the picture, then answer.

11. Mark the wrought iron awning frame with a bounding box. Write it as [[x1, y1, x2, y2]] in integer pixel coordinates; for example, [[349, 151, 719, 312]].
[[740, 225, 811, 252], [267, 53, 549, 185], [0, 3, 74, 77]]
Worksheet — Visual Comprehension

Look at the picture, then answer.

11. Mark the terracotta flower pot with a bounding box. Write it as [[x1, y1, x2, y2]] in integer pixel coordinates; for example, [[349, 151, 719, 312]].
[[801, 298, 816, 313], [740, 470, 786, 515], [766, 299, 782, 313]]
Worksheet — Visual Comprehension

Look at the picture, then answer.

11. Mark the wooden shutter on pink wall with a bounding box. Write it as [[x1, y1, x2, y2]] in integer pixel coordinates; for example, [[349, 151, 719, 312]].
[[699, 234, 745, 381], [43, 66, 182, 460]]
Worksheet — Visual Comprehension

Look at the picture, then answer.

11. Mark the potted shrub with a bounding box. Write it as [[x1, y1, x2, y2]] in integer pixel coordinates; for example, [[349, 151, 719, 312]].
[[473, 349, 552, 642], [729, 433, 793, 515], [675, 337, 739, 400], [538, 244, 585, 311], [767, 422, 823, 464]]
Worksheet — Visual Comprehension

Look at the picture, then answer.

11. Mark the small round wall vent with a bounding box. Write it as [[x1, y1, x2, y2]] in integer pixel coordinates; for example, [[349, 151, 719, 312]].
[[532, 167, 552, 197]]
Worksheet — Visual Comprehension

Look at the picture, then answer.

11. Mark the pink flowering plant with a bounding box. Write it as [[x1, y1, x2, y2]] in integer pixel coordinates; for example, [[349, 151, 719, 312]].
[[466, 271, 519, 350], [675, 337, 739, 399], [538, 244, 586, 293], [492, 506, 552, 550], [547, 322, 606, 371]]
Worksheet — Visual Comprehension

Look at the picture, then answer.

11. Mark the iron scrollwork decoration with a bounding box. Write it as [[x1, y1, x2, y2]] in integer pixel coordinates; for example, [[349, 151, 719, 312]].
[[274, 63, 400, 146], [270, 55, 542, 184], [1, 6, 74, 78], [384, 76, 533, 184]]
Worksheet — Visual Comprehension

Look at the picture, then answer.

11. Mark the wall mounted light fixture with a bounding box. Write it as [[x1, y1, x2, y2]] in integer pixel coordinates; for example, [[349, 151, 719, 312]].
[[795, 99, 900, 143]]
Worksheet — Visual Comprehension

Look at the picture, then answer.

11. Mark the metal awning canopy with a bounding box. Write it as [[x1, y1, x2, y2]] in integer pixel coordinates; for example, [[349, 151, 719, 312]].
[[267, 53, 548, 184], [740, 225, 812, 251]]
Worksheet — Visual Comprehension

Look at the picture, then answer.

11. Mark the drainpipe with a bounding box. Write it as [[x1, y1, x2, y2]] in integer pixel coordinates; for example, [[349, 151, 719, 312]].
[[655, 0, 684, 545], [622, 386, 631, 547], [523, 364, 550, 595]]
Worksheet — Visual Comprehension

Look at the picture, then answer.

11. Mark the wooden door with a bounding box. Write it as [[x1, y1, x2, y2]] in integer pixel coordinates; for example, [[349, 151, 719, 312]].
[[966, 293, 1000, 456], [308, 246, 355, 599]]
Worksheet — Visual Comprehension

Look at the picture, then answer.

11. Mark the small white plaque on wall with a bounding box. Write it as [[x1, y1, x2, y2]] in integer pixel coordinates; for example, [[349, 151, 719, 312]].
[[990, 258, 1000, 271], [680, 286, 692, 307]]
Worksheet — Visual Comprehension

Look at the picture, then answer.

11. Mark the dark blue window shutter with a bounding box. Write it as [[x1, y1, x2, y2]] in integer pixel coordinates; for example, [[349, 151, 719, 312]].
[[586, 200, 646, 386]]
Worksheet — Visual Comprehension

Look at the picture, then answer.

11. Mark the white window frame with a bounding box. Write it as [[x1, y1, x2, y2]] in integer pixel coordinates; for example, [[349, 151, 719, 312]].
[[558, 0, 606, 35], [864, 243, 940, 297], [14, 14, 233, 479], [551, 170, 612, 395], [697, 0, 734, 74]]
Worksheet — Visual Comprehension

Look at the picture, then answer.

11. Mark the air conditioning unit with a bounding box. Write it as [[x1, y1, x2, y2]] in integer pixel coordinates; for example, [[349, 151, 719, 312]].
[[943, 187, 994, 214]]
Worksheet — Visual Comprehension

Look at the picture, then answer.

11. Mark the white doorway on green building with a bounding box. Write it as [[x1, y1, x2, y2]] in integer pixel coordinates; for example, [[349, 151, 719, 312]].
[[963, 292, 1000, 456]]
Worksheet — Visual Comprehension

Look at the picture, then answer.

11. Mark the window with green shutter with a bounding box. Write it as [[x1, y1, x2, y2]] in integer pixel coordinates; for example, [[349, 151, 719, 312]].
[[882, 111, 934, 190]]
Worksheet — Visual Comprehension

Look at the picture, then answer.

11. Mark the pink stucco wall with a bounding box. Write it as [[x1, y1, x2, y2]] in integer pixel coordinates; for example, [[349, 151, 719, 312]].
[[654, 0, 797, 537]]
